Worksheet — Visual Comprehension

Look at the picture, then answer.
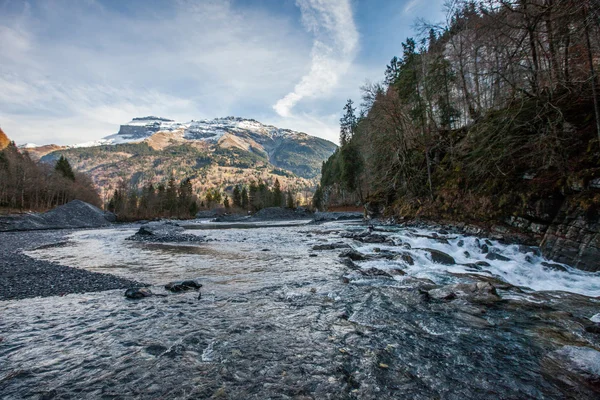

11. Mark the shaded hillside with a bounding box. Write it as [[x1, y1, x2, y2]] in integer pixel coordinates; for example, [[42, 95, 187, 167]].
[[318, 0, 600, 270]]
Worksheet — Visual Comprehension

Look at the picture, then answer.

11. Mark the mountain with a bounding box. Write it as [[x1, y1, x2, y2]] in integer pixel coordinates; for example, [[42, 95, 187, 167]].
[[34, 116, 337, 200], [0, 128, 10, 150]]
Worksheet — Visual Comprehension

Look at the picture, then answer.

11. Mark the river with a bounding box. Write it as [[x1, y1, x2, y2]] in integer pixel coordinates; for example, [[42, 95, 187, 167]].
[[1, 220, 600, 399]]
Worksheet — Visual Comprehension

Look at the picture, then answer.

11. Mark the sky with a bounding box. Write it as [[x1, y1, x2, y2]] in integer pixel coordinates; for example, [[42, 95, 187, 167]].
[[0, 0, 445, 146]]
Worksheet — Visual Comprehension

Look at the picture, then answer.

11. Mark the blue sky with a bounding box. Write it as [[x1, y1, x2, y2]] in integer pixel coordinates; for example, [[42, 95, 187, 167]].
[[0, 0, 445, 145]]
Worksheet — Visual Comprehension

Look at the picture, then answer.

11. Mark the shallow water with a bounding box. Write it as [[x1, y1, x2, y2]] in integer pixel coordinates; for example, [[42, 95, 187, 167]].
[[2, 221, 600, 399]]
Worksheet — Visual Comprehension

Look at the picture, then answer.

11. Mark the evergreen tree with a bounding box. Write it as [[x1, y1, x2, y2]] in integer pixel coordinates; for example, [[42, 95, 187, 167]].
[[339, 99, 357, 146], [55, 155, 75, 181], [165, 176, 178, 215], [232, 185, 242, 208], [240, 187, 249, 210], [272, 178, 283, 207], [286, 191, 295, 209], [223, 195, 230, 209]]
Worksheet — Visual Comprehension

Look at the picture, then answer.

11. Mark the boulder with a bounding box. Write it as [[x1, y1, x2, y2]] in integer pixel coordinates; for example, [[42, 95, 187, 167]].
[[125, 287, 153, 299], [128, 221, 205, 243], [339, 250, 368, 261], [485, 252, 511, 262], [165, 280, 203, 292], [423, 248, 456, 265]]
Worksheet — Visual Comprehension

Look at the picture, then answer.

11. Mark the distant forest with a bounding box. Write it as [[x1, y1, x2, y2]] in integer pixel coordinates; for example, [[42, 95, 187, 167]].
[[317, 0, 600, 222], [107, 177, 297, 221], [0, 143, 101, 211]]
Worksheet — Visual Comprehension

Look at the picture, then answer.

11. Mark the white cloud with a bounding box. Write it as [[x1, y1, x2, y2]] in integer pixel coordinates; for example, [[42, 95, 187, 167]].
[[0, 0, 310, 144], [273, 0, 358, 118]]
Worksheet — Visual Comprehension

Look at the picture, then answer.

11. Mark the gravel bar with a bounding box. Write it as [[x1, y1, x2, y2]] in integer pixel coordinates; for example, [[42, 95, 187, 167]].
[[0, 229, 146, 301]]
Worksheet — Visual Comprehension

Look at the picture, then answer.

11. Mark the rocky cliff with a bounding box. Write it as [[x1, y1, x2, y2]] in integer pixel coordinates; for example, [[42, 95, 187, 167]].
[[540, 197, 600, 272]]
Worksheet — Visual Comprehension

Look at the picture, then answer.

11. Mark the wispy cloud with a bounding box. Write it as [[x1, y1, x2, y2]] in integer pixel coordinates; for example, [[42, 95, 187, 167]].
[[273, 0, 358, 118], [0, 0, 309, 144]]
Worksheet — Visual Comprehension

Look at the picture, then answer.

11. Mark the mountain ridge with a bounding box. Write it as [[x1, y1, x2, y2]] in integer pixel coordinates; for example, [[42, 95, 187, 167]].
[[26, 116, 337, 203]]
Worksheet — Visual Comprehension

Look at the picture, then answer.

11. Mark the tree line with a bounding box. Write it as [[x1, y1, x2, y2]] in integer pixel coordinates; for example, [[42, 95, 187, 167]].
[[0, 143, 101, 211], [107, 177, 298, 220], [319, 0, 600, 220]]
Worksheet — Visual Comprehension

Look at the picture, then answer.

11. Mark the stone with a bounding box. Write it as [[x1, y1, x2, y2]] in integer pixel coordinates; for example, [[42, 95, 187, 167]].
[[480, 244, 489, 254], [423, 248, 456, 265], [485, 252, 511, 262], [312, 243, 351, 251], [125, 287, 153, 299], [428, 282, 500, 303], [338, 249, 368, 261], [165, 280, 202, 292], [541, 261, 568, 272]]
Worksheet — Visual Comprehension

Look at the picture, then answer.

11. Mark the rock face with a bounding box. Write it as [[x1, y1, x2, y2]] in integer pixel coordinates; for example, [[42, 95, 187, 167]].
[[541, 202, 600, 272], [0, 200, 115, 232]]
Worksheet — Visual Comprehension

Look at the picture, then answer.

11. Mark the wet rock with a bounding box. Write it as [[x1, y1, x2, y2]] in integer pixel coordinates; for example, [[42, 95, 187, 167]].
[[125, 287, 153, 299], [591, 314, 600, 323], [463, 251, 471, 258], [313, 243, 351, 251], [518, 245, 541, 256], [128, 221, 205, 243], [165, 280, 202, 292], [428, 282, 500, 303], [485, 252, 511, 262], [476, 261, 491, 267], [457, 240, 465, 247], [339, 249, 367, 261], [398, 253, 414, 266], [423, 248, 456, 265], [312, 211, 363, 222], [543, 346, 600, 393], [541, 261, 568, 272], [360, 268, 393, 278], [480, 244, 489, 254], [359, 234, 389, 244]]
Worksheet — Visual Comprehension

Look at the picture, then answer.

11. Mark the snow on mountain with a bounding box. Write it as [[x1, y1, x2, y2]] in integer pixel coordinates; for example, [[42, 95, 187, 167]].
[[72, 116, 308, 148]]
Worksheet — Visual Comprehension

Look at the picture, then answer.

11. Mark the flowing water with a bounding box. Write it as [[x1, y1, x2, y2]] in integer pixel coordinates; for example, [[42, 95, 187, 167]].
[[2, 221, 600, 399]]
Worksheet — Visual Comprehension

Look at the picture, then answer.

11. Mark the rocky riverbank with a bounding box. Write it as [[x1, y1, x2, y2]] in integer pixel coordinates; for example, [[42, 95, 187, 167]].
[[0, 229, 145, 300]]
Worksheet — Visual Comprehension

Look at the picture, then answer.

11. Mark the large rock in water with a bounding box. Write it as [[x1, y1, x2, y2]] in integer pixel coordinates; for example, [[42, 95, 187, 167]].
[[0, 200, 115, 232], [540, 201, 600, 272], [127, 221, 205, 243]]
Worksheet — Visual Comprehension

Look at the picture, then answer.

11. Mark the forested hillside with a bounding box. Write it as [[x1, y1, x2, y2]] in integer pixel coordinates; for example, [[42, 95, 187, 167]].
[[0, 137, 101, 212], [319, 0, 600, 229]]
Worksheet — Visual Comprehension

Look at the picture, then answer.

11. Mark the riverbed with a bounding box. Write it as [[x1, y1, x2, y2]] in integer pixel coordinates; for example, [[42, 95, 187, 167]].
[[1, 221, 600, 399]]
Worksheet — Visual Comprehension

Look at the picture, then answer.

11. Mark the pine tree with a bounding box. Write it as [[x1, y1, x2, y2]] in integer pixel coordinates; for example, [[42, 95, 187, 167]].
[[286, 191, 295, 209], [272, 178, 283, 207], [55, 155, 75, 181], [241, 187, 249, 210], [339, 99, 357, 146], [232, 185, 242, 208]]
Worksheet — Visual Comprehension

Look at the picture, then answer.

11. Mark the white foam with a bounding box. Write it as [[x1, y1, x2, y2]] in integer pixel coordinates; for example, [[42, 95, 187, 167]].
[[352, 227, 600, 297]]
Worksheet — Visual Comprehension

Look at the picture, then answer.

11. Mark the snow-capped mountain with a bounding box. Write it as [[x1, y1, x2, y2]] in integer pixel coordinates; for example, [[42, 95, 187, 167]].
[[72, 116, 313, 148], [30, 116, 337, 196]]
